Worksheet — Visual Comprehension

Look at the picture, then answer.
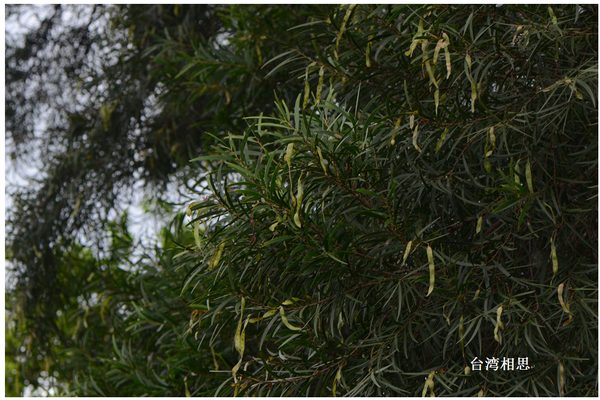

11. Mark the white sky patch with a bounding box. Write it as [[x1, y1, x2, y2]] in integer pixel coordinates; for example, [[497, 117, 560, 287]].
[[4, 4, 190, 285]]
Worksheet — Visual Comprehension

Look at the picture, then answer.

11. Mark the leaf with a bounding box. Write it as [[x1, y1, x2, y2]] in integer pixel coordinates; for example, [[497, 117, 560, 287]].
[[355, 188, 384, 199], [426, 245, 435, 297], [194, 211, 202, 250], [492, 197, 519, 214], [559, 361, 566, 396], [279, 306, 301, 330], [264, 236, 296, 246], [471, 79, 477, 113], [459, 314, 465, 355]]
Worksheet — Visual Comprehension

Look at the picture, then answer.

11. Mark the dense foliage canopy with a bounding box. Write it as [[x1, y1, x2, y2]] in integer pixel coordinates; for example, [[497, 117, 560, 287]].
[[6, 4, 598, 396]]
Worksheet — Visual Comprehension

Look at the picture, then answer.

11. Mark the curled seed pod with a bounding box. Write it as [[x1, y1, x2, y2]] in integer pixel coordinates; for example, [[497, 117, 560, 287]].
[[494, 305, 504, 342], [279, 306, 301, 330]]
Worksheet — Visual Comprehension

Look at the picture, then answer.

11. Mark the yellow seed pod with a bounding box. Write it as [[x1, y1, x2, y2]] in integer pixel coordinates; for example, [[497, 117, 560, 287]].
[[443, 33, 451, 79], [402, 241, 413, 266], [471, 80, 477, 113], [296, 177, 304, 213], [426, 245, 435, 297], [303, 66, 311, 109], [476, 216, 483, 234], [315, 66, 325, 104], [208, 242, 226, 271], [484, 161, 491, 173], [425, 61, 438, 88], [279, 306, 302, 330], [413, 126, 422, 153], [317, 147, 328, 175], [526, 160, 534, 193], [433, 38, 444, 65], [435, 128, 448, 152], [496, 305, 504, 330], [284, 143, 294, 167], [422, 370, 436, 397], [334, 4, 357, 60], [494, 305, 504, 342]]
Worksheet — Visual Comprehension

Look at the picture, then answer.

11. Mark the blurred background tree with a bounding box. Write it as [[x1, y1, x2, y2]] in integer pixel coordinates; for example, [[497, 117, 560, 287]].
[[6, 4, 598, 396]]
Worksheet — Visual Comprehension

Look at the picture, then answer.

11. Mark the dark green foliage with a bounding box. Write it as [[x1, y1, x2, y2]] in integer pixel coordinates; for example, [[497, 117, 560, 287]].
[[178, 4, 598, 396], [6, 4, 598, 397]]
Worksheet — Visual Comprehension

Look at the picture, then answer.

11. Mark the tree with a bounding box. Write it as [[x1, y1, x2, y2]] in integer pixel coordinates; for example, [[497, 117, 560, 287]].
[[6, 4, 330, 395], [6, 3, 326, 379], [174, 4, 598, 396], [6, 4, 598, 396]]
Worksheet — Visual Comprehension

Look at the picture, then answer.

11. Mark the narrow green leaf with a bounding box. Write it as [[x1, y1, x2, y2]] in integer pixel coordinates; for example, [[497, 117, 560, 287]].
[[264, 236, 296, 246]]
